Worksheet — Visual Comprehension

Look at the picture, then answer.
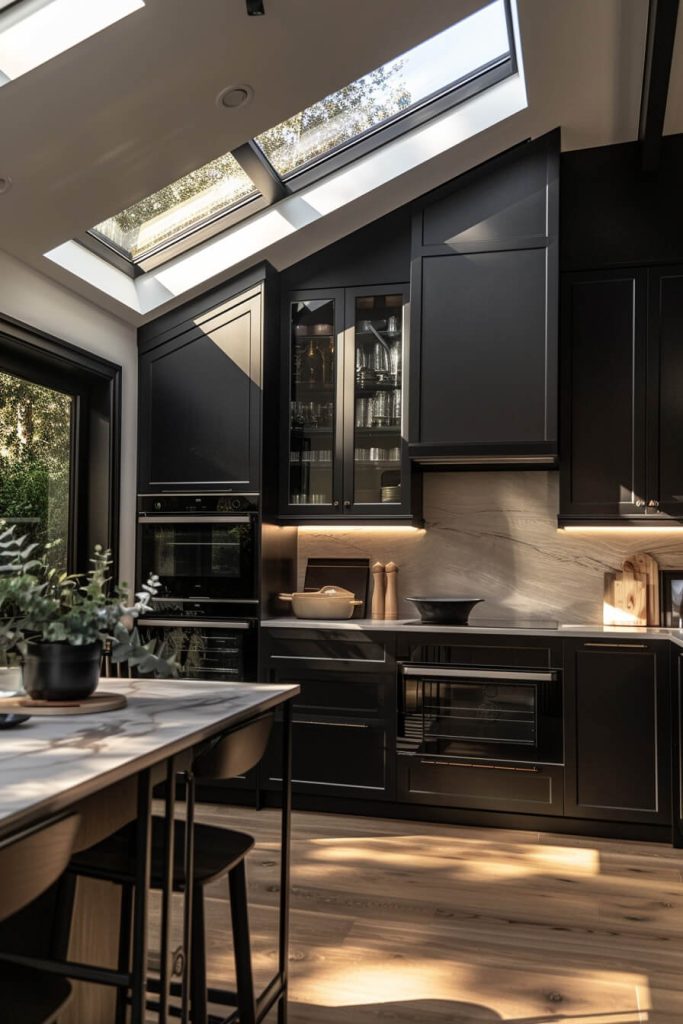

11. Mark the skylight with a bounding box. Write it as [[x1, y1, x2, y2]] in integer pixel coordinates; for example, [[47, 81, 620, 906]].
[[93, 152, 259, 262], [0, 0, 145, 85], [88, 0, 514, 269], [255, 0, 511, 178]]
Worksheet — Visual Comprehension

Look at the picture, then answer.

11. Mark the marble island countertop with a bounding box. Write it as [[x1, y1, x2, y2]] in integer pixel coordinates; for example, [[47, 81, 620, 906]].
[[262, 616, 683, 647], [0, 677, 299, 840]]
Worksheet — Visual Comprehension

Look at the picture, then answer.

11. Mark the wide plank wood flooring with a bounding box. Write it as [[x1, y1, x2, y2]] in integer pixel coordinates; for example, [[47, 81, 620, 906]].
[[165, 806, 683, 1023]]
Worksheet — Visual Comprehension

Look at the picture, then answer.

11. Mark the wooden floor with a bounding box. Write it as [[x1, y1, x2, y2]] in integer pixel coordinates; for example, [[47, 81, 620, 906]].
[[179, 805, 683, 1024]]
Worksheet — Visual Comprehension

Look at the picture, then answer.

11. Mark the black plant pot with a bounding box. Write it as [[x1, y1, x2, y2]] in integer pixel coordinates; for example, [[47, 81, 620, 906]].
[[23, 641, 102, 701]]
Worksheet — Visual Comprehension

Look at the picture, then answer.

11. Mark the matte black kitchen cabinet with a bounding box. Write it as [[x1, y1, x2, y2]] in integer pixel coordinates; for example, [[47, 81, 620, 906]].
[[564, 639, 671, 825], [138, 267, 270, 494], [280, 284, 417, 522], [261, 628, 396, 800], [409, 130, 559, 467], [560, 265, 683, 523]]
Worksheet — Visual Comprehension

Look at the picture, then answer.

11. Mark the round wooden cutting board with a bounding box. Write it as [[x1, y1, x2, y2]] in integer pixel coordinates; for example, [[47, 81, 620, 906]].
[[0, 692, 127, 716]]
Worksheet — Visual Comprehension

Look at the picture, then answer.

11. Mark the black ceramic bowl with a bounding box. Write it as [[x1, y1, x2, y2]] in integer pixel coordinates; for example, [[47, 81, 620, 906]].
[[406, 597, 484, 625]]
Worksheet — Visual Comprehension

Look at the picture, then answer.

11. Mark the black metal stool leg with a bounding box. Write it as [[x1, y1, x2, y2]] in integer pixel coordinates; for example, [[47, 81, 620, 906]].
[[189, 890, 207, 1024], [116, 882, 133, 1024], [228, 861, 257, 1024]]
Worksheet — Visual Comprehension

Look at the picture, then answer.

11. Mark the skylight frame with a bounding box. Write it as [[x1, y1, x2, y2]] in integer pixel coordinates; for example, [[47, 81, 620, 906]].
[[84, 0, 516, 274]]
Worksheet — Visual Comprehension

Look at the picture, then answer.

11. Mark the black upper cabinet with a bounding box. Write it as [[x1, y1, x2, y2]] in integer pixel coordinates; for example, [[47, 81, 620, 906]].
[[409, 130, 559, 467], [560, 265, 683, 523], [564, 640, 671, 825], [138, 270, 267, 494]]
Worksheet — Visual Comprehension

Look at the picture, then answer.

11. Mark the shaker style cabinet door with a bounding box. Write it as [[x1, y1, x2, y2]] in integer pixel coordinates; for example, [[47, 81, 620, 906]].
[[647, 266, 683, 515], [563, 641, 671, 825], [138, 285, 263, 493], [559, 270, 648, 521]]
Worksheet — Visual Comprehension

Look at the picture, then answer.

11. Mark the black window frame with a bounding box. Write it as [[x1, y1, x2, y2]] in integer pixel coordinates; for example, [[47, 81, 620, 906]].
[[0, 314, 122, 575], [81, 0, 517, 275]]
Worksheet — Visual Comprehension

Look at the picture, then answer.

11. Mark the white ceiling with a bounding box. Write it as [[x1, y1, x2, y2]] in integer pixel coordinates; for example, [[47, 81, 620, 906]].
[[0, 0, 676, 325]]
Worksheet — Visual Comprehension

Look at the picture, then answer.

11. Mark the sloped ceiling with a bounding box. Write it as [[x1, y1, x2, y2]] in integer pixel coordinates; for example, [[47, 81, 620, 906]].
[[0, 0, 674, 324]]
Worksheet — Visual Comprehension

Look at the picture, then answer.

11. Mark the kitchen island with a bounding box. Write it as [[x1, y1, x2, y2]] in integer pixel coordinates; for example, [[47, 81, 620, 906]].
[[0, 677, 299, 1023]]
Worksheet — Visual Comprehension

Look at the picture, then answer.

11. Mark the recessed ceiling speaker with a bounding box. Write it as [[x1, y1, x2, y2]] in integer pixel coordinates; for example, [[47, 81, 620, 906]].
[[0, 176, 13, 195], [217, 84, 254, 109], [246, 0, 265, 14]]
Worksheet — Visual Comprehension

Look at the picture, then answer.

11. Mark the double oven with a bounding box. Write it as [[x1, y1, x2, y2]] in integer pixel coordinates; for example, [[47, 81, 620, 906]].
[[136, 494, 259, 681]]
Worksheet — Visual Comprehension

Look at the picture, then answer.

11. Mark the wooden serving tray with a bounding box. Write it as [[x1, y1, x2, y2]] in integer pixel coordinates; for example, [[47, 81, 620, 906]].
[[0, 692, 127, 716]]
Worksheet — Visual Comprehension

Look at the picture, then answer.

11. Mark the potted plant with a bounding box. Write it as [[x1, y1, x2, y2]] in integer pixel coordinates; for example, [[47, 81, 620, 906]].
[[0, 522, 177, 700]]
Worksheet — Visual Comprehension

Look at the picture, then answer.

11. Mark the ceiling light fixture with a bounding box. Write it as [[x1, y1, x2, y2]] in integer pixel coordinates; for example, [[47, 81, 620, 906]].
[[0, 175, 12, 194], [217, 83, 254, 109], [246, 0, 264, 14]]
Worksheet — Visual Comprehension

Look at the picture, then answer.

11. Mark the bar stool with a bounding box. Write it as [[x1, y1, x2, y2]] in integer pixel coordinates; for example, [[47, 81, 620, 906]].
[[70, 712, 274, 1023], [0, 813, 80, 1024]]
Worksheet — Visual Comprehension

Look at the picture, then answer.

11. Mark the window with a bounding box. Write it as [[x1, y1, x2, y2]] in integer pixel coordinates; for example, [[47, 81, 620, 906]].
[[92, 152, 260, 263], [0, 0, 145, 86], [254, 0, 512, 179], [0, 318, 121, 574], [88, 0, 515, 270], [0, 372, 73, 565]]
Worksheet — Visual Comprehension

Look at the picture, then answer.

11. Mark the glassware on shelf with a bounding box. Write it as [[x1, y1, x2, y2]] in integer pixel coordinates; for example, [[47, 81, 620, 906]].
[[388, 338, 402, 384], [300, 339, 324, 385], [371, 391, 391, 426], [389, 389, 401, 426]]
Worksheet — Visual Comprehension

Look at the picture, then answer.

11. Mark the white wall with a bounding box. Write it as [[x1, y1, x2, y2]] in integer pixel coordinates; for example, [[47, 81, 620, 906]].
[[0, 250, 138, 584]]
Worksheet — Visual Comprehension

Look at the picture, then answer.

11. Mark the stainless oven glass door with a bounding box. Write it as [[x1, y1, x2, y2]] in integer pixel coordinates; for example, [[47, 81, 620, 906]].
[[399, 666, 562, 764], [138, 515, 254, 601]]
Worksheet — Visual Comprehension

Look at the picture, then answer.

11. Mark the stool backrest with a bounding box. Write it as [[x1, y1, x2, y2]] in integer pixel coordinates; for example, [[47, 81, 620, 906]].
[[192, 713, 273, 781], [0, 814, 80, 923]]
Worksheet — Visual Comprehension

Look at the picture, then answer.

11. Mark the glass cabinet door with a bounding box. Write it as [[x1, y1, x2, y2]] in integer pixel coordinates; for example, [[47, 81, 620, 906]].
[[287, 296, 339, 509], [349, 289, 407, 509]]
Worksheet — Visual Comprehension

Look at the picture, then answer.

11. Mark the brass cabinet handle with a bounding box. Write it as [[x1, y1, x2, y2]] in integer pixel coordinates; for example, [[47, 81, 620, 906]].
[[418, 760, 540, 773]]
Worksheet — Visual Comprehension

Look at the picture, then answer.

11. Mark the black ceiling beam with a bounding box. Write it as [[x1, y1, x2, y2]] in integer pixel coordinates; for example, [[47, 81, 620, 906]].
[[232, 141, 288, 204], [639, 0, 680, 173]]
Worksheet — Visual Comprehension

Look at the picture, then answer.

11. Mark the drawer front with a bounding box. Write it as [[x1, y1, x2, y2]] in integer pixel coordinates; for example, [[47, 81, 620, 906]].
[[397, 636, 561, 669], [264, 719, 388, 797], [265, 628, 391, 666], [271, 668, 393, 717], [398, 757, 564, 815]]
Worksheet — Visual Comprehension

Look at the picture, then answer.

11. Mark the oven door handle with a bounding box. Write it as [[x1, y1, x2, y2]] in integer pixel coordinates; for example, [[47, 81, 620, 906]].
[[141, 619, 253, 629], [137, 515, 252, 525], [400, 666, 556, 682]]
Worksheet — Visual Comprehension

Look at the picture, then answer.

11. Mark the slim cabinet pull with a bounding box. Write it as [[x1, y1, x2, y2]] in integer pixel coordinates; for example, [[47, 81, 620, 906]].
[[583, 642, 649, 649], [419, 760, 540, 774], [297, 719, 370, 729]]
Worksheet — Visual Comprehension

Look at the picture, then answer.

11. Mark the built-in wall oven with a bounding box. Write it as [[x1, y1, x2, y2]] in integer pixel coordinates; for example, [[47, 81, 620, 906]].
[[136, 493, 259, 682], [398, 663, 563, 766]]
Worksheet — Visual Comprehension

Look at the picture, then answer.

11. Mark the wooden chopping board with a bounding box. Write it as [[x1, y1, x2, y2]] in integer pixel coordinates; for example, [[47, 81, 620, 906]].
[[603, 552, 659, 626]]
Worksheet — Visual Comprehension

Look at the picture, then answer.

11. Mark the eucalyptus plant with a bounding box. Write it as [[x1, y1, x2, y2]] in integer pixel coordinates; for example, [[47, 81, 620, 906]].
[[0, 522, 178, 676]]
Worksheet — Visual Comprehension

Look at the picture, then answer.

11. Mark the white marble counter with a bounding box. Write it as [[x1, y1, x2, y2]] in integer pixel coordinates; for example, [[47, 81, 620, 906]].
[[261, 616, 683, 648], [0, 677, 299, 840]]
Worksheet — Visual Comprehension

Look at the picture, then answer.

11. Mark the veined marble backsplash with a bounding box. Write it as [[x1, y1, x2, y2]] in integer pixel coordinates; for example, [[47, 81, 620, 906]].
[[296, 472, 683, 624]]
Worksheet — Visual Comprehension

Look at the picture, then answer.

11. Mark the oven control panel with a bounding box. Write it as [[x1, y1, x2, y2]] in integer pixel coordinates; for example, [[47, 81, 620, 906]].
[[138, 493, 259, 515]]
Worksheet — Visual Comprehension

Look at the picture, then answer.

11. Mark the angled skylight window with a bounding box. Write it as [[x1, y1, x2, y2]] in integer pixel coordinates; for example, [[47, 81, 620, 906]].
[[254, 0, 511, 178], [0, 0, 144, 85], [92, 153, 260, 262], [87, 0, 515, 269]]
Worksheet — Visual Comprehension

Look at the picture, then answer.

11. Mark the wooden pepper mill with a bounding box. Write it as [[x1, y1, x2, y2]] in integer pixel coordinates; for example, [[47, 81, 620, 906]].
[[385, 561, 399, 620], [371, 562, 386, 620]]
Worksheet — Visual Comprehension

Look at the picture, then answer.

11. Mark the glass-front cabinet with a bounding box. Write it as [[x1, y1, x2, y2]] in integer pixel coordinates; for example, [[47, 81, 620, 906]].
[[281, 284, 412, 521]]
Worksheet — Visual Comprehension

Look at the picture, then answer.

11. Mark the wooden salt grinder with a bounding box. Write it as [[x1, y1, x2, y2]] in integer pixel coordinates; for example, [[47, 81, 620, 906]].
[[385, 561, 399, 620], [371, 562, 386, 620]]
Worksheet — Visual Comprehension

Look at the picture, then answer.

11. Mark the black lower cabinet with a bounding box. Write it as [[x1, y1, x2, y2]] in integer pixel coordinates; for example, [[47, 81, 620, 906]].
[[261, 632, 396, 800], [397, 758, 564, 816], [564, 640, 671, 825]]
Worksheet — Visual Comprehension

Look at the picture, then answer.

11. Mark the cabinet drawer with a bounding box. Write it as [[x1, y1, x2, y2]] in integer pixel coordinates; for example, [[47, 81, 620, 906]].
[[398, 757, 564, 815], [398, 636, 561, 669], [265, 719, 388, 796], [281, 672, 392, 716], [266, 629, 391, 666]]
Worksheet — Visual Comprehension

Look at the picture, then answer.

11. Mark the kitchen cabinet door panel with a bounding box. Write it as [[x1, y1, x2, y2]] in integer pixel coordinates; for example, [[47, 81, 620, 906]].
[[139, 287, 262, 492], [649, 268, 683, 514], [417, 249, 549, 447], [564, 642, 671, 824], [560, 271, 647, 519]]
